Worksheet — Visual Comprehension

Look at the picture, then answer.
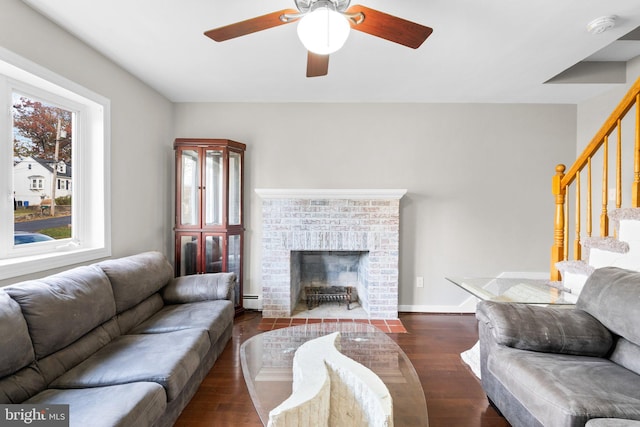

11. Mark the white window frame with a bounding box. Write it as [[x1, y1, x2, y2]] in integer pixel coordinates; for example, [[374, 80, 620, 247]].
[[29, 176, 44, 190], [0, 47, 111, 280]]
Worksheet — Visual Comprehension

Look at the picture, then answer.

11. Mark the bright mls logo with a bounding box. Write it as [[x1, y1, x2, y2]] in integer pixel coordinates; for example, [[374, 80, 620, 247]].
[[0, 405, 68, 426]]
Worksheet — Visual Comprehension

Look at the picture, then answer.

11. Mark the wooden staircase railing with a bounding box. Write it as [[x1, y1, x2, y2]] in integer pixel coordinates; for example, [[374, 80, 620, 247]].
[[551, 76, 640, 280]]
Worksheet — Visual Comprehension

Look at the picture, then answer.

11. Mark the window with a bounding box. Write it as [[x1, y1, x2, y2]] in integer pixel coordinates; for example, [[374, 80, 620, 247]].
[[29, 176, 44, 190], [0, 48, 111, 279]]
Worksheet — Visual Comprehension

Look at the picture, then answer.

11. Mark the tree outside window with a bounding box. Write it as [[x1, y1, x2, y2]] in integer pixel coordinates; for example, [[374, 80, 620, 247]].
[[13, 94, 73, 242]]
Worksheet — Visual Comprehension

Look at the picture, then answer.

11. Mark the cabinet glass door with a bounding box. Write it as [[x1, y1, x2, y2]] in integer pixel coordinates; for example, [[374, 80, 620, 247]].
[[204, 234, 224, 273], [204, 150, 223, 226], [180, 150, 199, 226], [177, 234, 199, 276], [229, 151, 242, 225], [228, 234, 242, 306]]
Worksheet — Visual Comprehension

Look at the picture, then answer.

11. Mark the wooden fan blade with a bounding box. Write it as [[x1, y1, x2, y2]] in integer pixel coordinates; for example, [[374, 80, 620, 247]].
[[346, 5, 433, 49], [204, 9, 298, 42], [307, 52, 329, 77]]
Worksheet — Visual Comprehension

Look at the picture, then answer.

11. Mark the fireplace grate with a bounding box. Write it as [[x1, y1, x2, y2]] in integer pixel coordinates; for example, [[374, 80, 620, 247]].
[[305, 286, 353, 310]]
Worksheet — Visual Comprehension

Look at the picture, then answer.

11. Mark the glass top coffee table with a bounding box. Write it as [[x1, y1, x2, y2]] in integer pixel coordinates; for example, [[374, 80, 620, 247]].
[[240, 322, 428, 426], [445, 276, 577, 304]]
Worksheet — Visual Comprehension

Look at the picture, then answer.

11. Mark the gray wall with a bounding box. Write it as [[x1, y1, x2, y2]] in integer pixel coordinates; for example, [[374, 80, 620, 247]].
[[174, 102, 576, 311], [0, 0, 174, 286]]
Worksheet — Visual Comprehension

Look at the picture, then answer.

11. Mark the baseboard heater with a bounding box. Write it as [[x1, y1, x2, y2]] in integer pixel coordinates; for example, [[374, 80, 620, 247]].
[[243, 294, 261, 310]]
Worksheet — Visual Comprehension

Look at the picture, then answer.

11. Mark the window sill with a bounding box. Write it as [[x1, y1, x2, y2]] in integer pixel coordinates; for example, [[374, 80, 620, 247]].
[[0, 247, 111, 281]]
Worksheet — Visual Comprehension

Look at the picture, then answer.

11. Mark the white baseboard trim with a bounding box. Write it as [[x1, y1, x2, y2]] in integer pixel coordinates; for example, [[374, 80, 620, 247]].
[[399, 295, 478, 314]]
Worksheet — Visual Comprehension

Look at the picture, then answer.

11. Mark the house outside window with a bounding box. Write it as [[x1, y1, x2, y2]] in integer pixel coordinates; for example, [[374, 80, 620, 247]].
[[0, 48, 111, 279]]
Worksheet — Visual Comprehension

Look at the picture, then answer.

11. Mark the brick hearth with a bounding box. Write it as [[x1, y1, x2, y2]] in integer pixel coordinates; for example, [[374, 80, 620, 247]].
[[256, 189, 406, 319]]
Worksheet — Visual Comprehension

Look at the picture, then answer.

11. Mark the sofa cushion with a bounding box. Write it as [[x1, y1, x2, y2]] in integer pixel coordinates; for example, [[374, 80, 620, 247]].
[[0, 290, 34, 377], [51, 329, 210, 401], [489, 346, 640, 427], [0, 364, 47, 404], [26, 382, 166, 427], [577, 267, 640, 346], [37, 318, 120, 385], [587, 420, 640, 426], [98, 251, 174, 313], [4, 265, 116, 358], [477, 301, 613, 356], [609, 338, 640, 377], [116, 294, 164, 334], [130, 299, 234, 344], [161, 273, 235, 303]]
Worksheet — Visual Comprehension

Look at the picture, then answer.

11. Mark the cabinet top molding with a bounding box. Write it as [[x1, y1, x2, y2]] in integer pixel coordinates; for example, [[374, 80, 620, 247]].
[[254, 189, 407, 200], [174, 138, 246, 150]]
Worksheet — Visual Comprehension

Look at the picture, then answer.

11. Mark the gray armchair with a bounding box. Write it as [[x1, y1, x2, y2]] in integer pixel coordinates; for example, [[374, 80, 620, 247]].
[[476, 267, 640, 427]]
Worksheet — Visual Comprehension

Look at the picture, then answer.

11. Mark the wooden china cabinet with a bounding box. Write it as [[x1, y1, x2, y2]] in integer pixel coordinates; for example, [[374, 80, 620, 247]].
[[174, 138, 245, 314]]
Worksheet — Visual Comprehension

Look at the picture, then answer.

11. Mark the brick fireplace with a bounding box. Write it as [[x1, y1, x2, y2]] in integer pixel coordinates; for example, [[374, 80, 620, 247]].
[[256, 189, 406, 319]]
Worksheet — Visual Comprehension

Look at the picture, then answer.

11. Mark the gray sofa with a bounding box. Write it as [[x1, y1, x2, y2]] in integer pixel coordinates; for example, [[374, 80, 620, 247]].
[[476, 266, 640, 427], [0, 251, 235, 427]]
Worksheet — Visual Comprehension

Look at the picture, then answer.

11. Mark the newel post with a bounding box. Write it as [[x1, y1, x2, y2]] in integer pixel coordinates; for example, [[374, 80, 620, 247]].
[[551, 164, 566, 281]]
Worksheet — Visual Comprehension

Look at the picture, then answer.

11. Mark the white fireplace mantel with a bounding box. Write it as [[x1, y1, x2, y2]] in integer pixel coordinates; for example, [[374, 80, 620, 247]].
[[255, 188, 407, 200]]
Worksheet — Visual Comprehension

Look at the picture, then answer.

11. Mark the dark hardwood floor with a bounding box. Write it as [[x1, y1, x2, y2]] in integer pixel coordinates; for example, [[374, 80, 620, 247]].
[[175, 311, 510, 427]]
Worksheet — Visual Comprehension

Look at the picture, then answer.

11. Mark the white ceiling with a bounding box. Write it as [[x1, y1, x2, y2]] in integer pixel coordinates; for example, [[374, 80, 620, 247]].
[[21, 0, 640, 103]]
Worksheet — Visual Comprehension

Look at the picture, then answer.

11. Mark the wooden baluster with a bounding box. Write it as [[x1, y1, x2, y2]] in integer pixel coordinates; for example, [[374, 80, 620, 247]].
[[617, 119, 622, 210], [601, 136, 609, 237], [614, 120, 622, 239], [634, 94, 640, 208], [574, 171, 581, 260], [587, 157, 592, 238], [551, 164, 566, 281]]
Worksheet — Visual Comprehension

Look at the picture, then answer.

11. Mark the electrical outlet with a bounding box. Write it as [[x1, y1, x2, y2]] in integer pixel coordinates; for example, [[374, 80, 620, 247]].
[[416, 276, 424, 288]]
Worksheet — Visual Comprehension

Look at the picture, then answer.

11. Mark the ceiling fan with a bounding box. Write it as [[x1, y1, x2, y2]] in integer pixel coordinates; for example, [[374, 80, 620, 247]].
[[204, 0, 433, 77]]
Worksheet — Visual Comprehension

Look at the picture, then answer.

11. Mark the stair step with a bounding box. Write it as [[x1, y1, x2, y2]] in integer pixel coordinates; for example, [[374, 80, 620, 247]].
[[581, 236, 629, 254], [610, 208, 640, 243], [555, 260, 593, 295], [556, 260, 595, 276]]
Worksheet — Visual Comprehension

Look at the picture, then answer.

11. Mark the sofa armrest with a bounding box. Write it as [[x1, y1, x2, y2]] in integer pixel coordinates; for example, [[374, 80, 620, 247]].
[[161, 273, 235, 304], [476, 301, 612, 357]]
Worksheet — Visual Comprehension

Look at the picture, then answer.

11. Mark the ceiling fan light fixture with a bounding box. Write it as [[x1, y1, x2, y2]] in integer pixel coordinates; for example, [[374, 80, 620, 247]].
[[297, 6, 350, 55]]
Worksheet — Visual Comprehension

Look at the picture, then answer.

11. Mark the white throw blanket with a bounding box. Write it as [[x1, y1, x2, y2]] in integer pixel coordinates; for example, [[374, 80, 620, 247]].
[[460, 341, 481, 379]]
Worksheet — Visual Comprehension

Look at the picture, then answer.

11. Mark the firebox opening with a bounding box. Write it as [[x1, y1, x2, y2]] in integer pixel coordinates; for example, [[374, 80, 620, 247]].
[[290, 250, 370, 314]]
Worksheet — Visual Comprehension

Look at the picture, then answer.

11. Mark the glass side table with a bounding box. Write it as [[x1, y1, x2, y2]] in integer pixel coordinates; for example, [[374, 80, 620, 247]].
[[445, 276, 577, 305]]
